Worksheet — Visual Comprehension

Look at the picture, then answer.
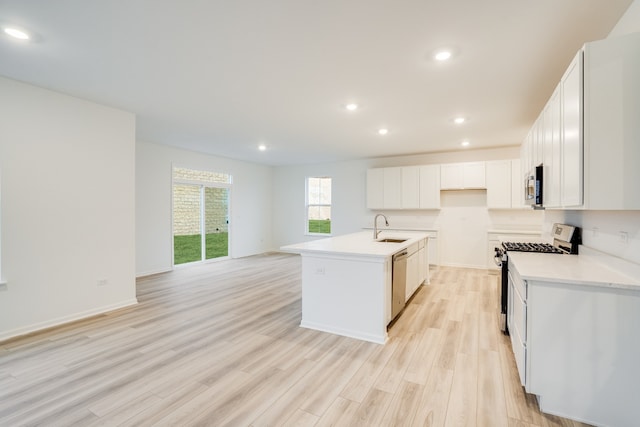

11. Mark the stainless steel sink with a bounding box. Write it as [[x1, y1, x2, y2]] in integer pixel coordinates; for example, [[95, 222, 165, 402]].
[[377, 238, 408, 243]]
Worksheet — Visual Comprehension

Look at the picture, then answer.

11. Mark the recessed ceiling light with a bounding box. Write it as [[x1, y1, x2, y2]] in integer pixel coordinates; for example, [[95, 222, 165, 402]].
[[258, 144, 267, 151], [345, 103, 358, 111], [461, 140, 470, 147], [3, 27, 30, 40], [434, 50, 452, 61], [453, 117, 466, 124], [378, 128, 389, 135]]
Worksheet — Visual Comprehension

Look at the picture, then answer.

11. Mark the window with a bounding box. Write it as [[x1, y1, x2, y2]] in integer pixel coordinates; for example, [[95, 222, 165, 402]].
[[306, 177, 331, 235]]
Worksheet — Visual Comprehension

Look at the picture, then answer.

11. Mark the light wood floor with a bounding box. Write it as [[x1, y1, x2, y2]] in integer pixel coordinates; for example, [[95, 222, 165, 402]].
[[0, 253, 590, 426]]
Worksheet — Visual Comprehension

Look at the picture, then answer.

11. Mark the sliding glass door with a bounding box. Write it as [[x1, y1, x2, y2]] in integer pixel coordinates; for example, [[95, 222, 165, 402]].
[[172, 167, 231, 265]]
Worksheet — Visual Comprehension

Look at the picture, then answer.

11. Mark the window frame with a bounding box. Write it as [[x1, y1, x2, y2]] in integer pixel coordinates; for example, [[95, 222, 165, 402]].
[[305, 176, 332, 236]]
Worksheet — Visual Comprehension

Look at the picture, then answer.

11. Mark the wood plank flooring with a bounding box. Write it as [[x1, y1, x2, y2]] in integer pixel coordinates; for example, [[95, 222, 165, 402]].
[[0, 253, 591, 426]]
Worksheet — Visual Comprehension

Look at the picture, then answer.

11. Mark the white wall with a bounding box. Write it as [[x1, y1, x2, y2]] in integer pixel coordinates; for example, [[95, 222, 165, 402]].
[[135, 141, 273, 276], [608, 0, 640, 37], [273, 146, 544, 269], [0, 76, 136, 341], [543, 210, 640, 264]]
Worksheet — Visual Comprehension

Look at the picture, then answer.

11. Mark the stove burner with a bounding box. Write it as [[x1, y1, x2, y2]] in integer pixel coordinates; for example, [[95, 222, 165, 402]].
[[502, 242, 564, 254]]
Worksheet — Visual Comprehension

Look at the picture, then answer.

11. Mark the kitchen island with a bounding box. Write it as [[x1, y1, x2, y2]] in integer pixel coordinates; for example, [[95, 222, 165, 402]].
[[281, 231, 429, 344]]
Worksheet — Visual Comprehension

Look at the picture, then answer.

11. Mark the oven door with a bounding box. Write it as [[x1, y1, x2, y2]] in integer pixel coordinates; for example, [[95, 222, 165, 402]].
[[495, 248, 509, 335]]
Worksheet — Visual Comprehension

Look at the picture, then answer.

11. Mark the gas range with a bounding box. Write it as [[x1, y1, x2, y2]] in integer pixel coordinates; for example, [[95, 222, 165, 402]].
[[495, 223, 582, 335], [501, 241, 564, 254], [499, 223, 582, 256]]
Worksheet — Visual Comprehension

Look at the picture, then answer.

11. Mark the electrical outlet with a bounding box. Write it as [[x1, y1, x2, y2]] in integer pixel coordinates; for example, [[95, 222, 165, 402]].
[[97, 279, 108, 286], [315, 267, 325, 275], [619, 231, 629, 244]]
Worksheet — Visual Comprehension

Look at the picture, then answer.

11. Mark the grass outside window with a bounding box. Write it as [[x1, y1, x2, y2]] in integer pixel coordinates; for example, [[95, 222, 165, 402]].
[[308, 219, 331, 234], [174, 232, 229, 265]]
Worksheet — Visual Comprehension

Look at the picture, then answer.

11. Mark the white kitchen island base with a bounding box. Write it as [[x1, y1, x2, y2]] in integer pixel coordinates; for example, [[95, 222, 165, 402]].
[[281, 231, 429, 344], [300, 253, 391, 344]]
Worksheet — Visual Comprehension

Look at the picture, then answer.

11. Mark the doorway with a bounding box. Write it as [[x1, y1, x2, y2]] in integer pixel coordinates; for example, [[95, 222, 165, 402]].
[[172, 167, 231, 265]]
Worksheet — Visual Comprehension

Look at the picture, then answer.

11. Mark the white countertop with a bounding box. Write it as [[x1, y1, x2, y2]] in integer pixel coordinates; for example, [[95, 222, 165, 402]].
[[280, 231, 429, 259], [508, 248, 640, 291]]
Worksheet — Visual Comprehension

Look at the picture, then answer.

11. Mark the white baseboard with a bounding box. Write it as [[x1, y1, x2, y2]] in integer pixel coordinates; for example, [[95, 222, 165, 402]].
[[136, 267, 172, 278], [439, 262, 489, 270], [0, 298, 139, 343], [300, 320, 387, 345]]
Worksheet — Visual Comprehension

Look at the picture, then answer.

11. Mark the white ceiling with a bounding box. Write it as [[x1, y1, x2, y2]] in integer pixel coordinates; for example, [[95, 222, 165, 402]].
[[0, 0, 632, 166]]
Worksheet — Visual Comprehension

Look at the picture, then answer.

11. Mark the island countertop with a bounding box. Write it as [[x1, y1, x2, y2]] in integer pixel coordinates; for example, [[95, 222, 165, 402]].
[[280, 230, 429, 259]]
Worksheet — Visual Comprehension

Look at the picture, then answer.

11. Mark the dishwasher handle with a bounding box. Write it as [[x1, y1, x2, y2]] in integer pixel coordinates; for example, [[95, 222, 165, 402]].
[[393, 250, 408, 261]]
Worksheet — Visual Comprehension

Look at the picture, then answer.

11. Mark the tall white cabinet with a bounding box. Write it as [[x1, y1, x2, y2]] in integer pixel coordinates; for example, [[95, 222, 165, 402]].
[[560, 51, 583, 208]]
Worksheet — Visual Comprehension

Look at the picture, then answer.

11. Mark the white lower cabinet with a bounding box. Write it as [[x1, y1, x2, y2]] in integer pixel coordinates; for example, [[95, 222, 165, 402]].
[[404, 239, 428, 303], [507, 262, 527, 386], [508, 259, 640, 426]]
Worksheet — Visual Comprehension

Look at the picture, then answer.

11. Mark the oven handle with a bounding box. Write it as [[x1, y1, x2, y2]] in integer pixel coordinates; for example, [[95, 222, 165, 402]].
[[493, 248, 506, 267]]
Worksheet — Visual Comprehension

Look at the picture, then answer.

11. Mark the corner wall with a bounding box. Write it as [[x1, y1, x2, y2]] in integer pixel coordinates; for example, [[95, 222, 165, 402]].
[[0, 76, 136, 341]]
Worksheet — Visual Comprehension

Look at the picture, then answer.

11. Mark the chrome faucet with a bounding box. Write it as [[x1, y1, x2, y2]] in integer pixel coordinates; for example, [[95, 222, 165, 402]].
[[373, 214, 389, 239]]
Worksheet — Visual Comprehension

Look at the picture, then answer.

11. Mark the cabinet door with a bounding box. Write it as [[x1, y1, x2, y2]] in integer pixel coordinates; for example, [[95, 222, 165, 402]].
[[486, 160, 511, 208], [419, 164, 440, 209], [401, 166, 420, 209], [561, 50, 583, 207], [462, 162, 486, 188], [544, 86, 562, 208], [440, 163, 462, 189], [418, 246, 428, 284], [366, 169, 384, 209], [406, 252, 419, 302], [383, 167, 402, 209], [511, 159, 525, 208]]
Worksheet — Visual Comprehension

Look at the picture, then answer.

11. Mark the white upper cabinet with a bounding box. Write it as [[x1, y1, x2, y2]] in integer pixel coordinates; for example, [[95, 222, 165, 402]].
[[383, 167, 402, 209], [486, 160, 511, 208], [440, 163, 462, 189], [486, 159, 527, 209], [511, 159, 525, 209], [440, 162, 486, 190], [401, 166, 420, 209], [366, 168, 384, 209], [521, 32, 640, 210], [419, 165, 440, 209], [560, 50, 583, 208], [543, 85, 562, 208], [367, 165, 441, 210], [583, 32, 640, 209]]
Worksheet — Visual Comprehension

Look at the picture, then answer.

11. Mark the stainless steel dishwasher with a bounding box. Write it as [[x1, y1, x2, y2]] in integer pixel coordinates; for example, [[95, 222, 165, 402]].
[[391, 249, 408, 320]]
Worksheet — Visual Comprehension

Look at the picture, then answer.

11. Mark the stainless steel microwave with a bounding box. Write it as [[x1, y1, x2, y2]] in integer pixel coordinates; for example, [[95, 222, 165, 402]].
[[525, 164, 543, 208]]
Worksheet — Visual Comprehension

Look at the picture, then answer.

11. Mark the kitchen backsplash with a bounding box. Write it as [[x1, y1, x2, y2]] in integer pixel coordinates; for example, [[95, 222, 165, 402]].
[[543, 210, 640, 265]]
